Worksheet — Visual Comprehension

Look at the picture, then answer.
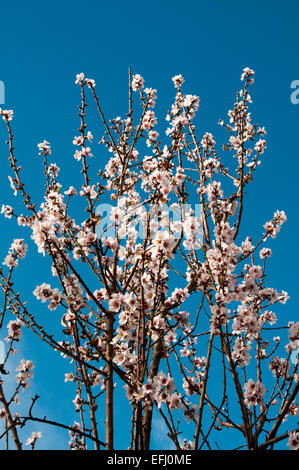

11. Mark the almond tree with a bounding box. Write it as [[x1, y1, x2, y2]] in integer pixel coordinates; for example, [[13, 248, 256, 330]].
[[0, 68, 298, 450]]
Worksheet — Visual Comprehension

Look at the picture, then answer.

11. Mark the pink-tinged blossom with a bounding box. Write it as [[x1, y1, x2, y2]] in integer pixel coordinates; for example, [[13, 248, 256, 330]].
[[6, 318, 23, 342], [152, 314, 166, 331], [144, 88, 157, 108], [201, 132, 216, 149], [86, 131, 93, 141], [183, 376, 201, 396], [1, 204, 13, 218], [31, 216, 56, 255], [259, 310, 277, 326], [183, 403, 198, 424], [110, 206, 125, 224], [89, 371, 104, 388], [33, 283, 53, 302], [73, 393, 84, 410], [164, 329, 177, 346], [181, 439, 194, 450], [206, 181, 223, 203], [168, 392, 183, 411], [210, 305, 230, 335], [109, 293, 123, 312], [8, 175, 18, 196], [274, 210, 287, 225], [166, 288, 189, 307], [77, 229, 97, 247], [269, 356, 290, 379], [74, 149, 83, 161], [142, 110, 157, 131], [68, 422, 85, 450], [81, 147, 93, 158], [0, 109, 13, 121], [232, 304, 260, 337], [172, 74, 185, 88], [2, 253, 18, 268], [244, 379, 266, 407], [287, 322, 299, 350], [259, 247, 272, 259], [65, 372, 75, 382], [38, 140, 51, 155], [33, 283, 63, 310], [152, 231, 174, 258], [141, 372, 180, 411], [16, 359, 34, 372], [241, 237, 254, 256], [254, 139, 266, 154], [10, 239, 28, 259], [75, 73, 85, 84], [73, 135, 84, 146], [102, 237, 119, 253], [16, 359, 34, 389], [287, 431, 299, 450], [17, 214, 29, 226], [25, 432, 42, 447], [64, 186, 77, 196], [74, 147, 93, 161], [48, 288, 63, 310], [183, 94, 200, 112], [86, 78, 96, 88], [214, 221, 235, 244], [132, 74, 144, 91], [47, 163, 60, 177], [241, 67, 255, 82], [264, 210, 287, 239], [3, 239, 28, 268], [146, 130, 159, 146], [232, 337, 252, 367], [183, 212, 202, 250]]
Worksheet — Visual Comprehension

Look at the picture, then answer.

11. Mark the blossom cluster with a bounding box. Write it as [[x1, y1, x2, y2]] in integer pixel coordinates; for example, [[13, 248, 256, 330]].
[[2, 239, 28, 268], [0, 67, 296, 451]]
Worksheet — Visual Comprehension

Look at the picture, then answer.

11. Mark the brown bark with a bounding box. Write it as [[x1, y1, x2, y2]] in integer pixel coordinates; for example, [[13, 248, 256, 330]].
[[105, 314, 114, 449], [193, 332, 214, 449], [264, 381, 299, 447], [72, 326, 100, 450], [142, 336, 163, 449], [0, 382, 22, 450]]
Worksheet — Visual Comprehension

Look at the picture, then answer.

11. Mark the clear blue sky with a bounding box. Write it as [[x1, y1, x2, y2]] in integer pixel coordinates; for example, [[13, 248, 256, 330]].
[[0, 0, 298, 450]]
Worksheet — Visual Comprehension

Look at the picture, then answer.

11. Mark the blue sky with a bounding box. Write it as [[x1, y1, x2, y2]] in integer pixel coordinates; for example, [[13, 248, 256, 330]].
[[0, 0, 298, 450]]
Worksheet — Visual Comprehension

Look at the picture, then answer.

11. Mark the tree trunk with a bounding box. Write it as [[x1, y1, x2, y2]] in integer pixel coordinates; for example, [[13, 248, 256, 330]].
[[142, 336, 163, 449], [0, 382, 22, 450], [106, 314, 114, 449]]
